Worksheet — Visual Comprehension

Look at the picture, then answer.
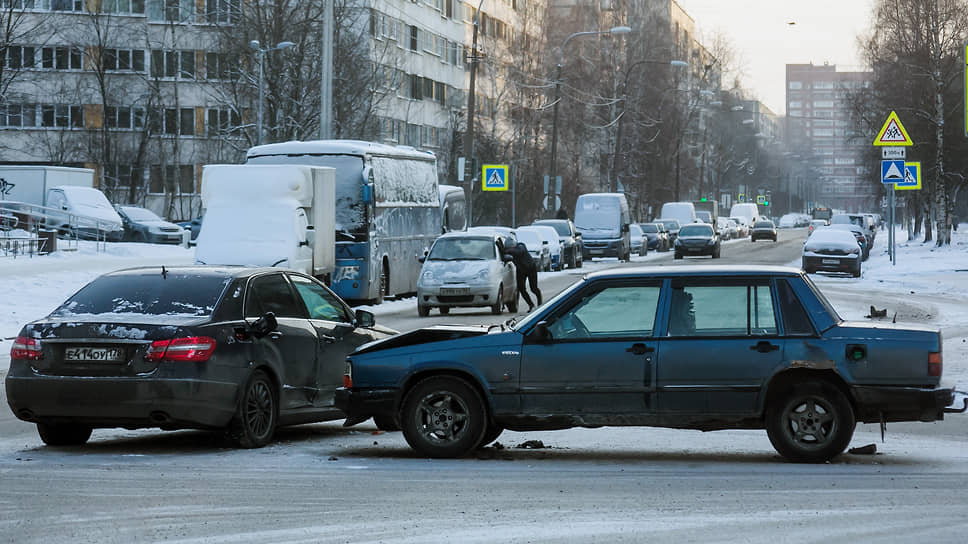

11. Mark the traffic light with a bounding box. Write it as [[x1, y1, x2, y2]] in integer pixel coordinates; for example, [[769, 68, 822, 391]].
[[700, 197, 707, 202]]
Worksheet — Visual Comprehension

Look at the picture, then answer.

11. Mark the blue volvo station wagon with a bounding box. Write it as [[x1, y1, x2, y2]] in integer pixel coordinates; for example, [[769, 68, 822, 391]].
[[336, 266, 959, 463]]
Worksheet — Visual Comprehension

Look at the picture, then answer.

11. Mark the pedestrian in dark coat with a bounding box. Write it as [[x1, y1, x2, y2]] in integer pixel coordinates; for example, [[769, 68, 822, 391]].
[[503, 241, 542, 311]]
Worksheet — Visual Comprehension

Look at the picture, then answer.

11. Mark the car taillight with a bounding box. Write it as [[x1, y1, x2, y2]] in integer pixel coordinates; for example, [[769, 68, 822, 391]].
[[928, 351, 942, 377], [145, 336, 216, 362], [10, 336, 43, 360], [343, 360, 353, 388]]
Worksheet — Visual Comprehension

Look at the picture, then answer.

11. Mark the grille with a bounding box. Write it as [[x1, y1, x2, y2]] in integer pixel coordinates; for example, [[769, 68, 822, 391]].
[[438, 295, 474, 303]]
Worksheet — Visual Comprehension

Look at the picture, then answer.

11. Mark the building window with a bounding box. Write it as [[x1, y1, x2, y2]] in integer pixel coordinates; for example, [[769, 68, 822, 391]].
[[101, 0, 145, 14], [147, 0, 192, 22], [40, 104, 83, 128], [101, 48, 146, 72], [206, 0, 240, 23], [104, 164, 145, 190], [149, 164, 195, 194], [150, 49, 195, 78], [4, 46, 36, 69], [1, 103, 40, 127], [788, 81, 802, 90], [409, 25, 418, 51], [206, 107, 240, 136], [105, 106, 146, 129], [43, 0, 84, 11], [41, 46, 82, 70]]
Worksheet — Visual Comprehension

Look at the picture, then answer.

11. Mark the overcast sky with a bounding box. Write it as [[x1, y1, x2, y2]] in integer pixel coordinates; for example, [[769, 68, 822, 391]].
[[676, 0, 876, 115]]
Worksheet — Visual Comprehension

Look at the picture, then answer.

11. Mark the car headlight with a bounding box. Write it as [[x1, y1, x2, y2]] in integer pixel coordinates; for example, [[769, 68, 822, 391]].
[[473, 268, 490, 283], [849, 247, 860, 255]]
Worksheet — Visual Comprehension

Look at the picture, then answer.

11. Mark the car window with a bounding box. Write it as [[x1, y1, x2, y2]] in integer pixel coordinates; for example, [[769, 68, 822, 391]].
[[245, 273, 306, 319], [668, 283, 778, 337], [289, 274, 348, 322], [428, 237, 495, 260], [776, 279, 815, 336], [52, 272, 231, 317], [547, 285, 660, 340]]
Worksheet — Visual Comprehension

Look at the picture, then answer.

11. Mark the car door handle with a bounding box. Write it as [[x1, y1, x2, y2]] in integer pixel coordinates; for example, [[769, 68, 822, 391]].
[[268, 331, 283, 340], [750, 341, 779, 353], [321, 334, 337, 344], [626, 343, 655, 355]]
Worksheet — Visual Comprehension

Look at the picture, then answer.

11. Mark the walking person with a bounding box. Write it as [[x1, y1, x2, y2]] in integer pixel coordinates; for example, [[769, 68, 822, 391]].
[[502, 239, 542, 312]]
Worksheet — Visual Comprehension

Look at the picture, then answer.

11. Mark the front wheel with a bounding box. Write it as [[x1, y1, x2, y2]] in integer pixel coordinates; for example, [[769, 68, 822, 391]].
[[37, 423, 92, 446], [417, 304, 430, 317], [228, 369, 277, 448], [765, 381, 855, 463], [400, 376, 487, 458]]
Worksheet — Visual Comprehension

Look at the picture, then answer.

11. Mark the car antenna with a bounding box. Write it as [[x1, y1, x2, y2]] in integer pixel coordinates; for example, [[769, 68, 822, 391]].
[[161, 265, 167, 279]]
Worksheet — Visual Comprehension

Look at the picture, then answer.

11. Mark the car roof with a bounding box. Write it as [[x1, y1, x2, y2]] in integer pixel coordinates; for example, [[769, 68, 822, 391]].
[[437, 231, 498, 241], [583, 265, 803, 281], [102, 265, 292, 280]]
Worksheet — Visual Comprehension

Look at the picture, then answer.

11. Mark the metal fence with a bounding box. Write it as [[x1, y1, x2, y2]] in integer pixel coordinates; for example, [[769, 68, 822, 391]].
[[0, 201, 115, 255]]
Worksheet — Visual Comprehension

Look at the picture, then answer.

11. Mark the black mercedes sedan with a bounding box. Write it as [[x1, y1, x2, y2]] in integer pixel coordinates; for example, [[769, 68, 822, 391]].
[[6, 266, 395, 448], [673, 223, 721, 259]]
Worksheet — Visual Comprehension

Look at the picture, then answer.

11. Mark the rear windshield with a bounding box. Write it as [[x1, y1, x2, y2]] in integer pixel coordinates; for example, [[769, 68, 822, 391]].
[[641, 224, 658, 233], [678, 225, 712, 237], [754, 221, 774, 228], [51, 272, 232, 317], [536, 221, 569, 236]]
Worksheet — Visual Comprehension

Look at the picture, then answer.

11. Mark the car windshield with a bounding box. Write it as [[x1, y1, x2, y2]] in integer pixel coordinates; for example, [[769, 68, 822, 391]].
[[678, 225, 712, 237], [428, 237, 495, 260], [641, 224, 657, 233], [51, 271, 231, 317], [120, 206, 162, 222]]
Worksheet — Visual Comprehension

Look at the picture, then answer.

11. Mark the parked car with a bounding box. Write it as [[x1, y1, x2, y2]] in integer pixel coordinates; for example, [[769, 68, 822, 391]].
[[715, 217, 734, 240], [808, 219, 828, 235], [829, 223, 870, 260], [750, 219, 778, 242], [176, 216, 203, 243], [778, 213, 800, 228], [416, 232, 518, 316], [831, 214, 875, 247], [336, 266, 956, 462], [728, 216, 750, 238], [533, 219, 582, 269], [674, 222, 720, 259], [629, 223, 647, 256], [46, 186, 125, 241], [466, 226, 517, 247], [5, 266, 395, 447], [802, 228, 863, 277], [116, 205, 186, 244], [640, 222, 670, 251], [521, 224, 563, 271], [513, 227, 551, 272], [655, 218, 681, 243]]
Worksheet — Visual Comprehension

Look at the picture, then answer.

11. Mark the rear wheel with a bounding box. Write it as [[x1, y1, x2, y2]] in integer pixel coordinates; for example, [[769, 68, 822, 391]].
[[491, 285, 503, 315], [477, 422, 505, 448], [400, 376, 487, 458], [674, 251, 683, 260], [417, 304, 430, 317], [37, 423, 92, 446], [766, 381, 855, 463], [229, 369, 277, 448]]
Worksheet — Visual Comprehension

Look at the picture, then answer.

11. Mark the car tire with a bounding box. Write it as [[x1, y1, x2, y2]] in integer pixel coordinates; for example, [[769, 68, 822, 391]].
[[852, 263, 862, 278], [491, 285, 503, 315], [439, 306, 450, 315], [477, 422, 505, 449], [229, 369, 277, 449], [373, 414, 400, 432], [418, 305, 430, 317], [712, 247, 721, 259], [400, 375, 487, 458], [37, 423, 92, 446], [765, 381, 855, 463], [674, 251, 683, 260]]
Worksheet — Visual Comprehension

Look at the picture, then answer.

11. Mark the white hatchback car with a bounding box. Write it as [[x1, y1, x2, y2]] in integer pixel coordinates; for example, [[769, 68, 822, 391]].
[[416, 232, 517, 317], [513, 227, 551, 272]]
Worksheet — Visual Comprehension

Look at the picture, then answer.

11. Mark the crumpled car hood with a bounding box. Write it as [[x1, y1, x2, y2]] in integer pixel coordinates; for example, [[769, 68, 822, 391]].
[[352, 324, 490, 355]]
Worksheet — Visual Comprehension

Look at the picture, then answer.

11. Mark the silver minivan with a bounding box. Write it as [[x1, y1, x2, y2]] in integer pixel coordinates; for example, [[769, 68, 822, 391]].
[[574, 193, 631, 261]]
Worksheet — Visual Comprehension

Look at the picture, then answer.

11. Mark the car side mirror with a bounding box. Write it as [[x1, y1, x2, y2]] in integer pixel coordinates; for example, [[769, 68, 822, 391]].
[[354, 309, 375, 328], [542, 240, 548, 245], [502, 254, 513, 263], [249, 312, 278, 338], [530, 321, 552, 343], [418, 256, 426, 263]]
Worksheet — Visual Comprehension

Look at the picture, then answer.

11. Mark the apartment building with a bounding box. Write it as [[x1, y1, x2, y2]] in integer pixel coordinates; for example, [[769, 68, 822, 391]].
[[785, 63, 874, 211]]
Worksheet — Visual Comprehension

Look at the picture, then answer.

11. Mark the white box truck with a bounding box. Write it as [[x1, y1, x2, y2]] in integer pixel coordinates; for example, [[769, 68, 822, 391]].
[[0, 165, 95, 204], [0, 166, 124, 240], [195, 165, 336, 278]]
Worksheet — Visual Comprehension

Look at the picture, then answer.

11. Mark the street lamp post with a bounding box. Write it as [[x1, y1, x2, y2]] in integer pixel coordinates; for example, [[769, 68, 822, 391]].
[[549, 25, 631, 193], [610, 59, 686, 193], [250, 40, 295, 146]]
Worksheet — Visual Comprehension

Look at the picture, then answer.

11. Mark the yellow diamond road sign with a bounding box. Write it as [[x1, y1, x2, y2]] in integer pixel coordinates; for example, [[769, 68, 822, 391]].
[[873, 111, 913, 146]]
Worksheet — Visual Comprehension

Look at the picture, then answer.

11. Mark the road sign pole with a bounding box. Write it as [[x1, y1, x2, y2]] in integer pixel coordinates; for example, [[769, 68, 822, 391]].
[[890, 185, 896, 266], [511, 163, 516, 228]]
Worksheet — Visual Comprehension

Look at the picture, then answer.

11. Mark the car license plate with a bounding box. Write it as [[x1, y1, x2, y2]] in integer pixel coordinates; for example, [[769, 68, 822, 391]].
[[589, 249, 604, 255], [822, 258, 840, 265], [64, 346, 125, 362], [440, 287, 469, 296]]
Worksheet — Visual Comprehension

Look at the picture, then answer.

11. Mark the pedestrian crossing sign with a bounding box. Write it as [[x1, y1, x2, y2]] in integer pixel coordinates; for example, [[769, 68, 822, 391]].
[[873, 111, 913, 146], [482, 164, 509, 191], [896, 162, 922, 191]]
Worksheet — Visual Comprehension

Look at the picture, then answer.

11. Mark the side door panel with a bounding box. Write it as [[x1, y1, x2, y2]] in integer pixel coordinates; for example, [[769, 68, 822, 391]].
[[245, 273, 319, 410], [518, 281, 662, 418], [656, 279, 784, 419]]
